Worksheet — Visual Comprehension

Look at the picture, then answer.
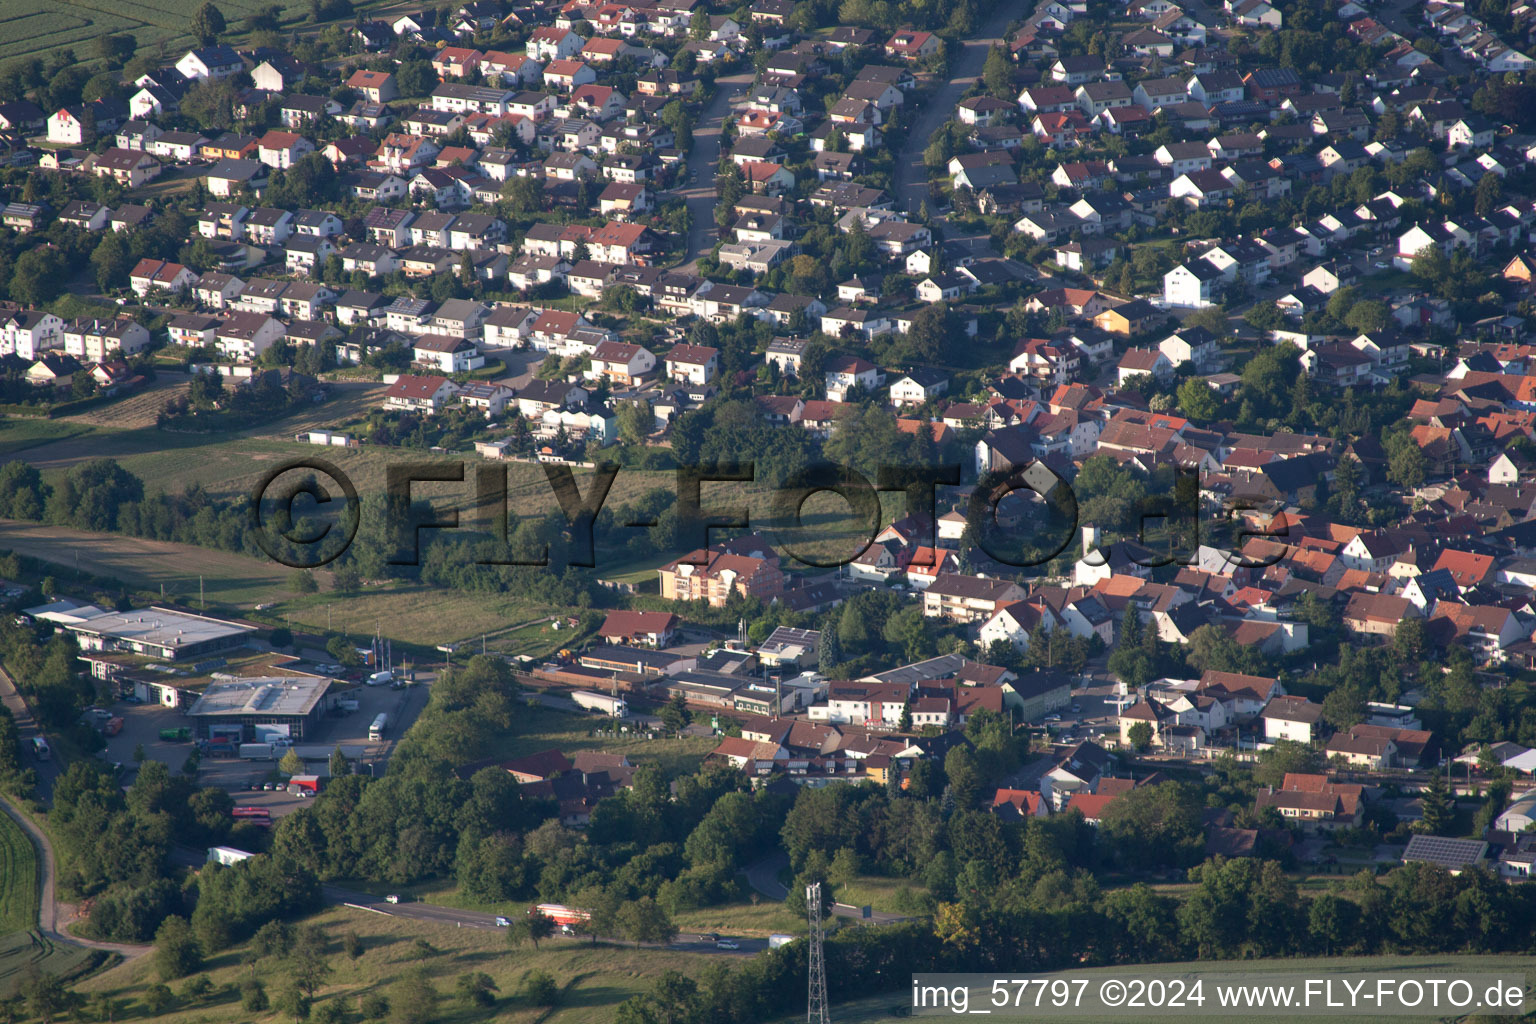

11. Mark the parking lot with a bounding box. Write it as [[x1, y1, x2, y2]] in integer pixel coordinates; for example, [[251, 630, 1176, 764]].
[[91, 673, 432, 816], [1042, 686, 1132, 744]]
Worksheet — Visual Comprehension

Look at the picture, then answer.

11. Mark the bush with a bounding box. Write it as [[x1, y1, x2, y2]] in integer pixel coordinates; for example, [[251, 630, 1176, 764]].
[[143, 984, 175, 1015], [522, 970, 559, 1007], [242, 979, 270, 1012], [275, 981, 311, 1022], [179, 975, 213, 1003], [359, 993, 389, 1019]]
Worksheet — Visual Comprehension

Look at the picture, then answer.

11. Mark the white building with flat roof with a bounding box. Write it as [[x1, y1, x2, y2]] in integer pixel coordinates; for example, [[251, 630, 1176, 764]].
[[48, 606, 254, 661], [186, 676, 333, 740]]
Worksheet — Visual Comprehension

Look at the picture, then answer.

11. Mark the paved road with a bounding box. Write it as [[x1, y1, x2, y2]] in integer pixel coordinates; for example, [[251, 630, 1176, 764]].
[[322, 885, 764, 955], [743, 852, 790, 900], [0, 665, 150, 957], [892, 0, 1030, 215], [0, 796, 151, 957], [679, 72, 757, 269], [0, 666, 62, 803], [743, 854, 911, 926]]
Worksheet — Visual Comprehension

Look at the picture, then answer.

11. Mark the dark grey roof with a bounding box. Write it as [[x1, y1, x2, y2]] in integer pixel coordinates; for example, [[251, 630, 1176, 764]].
[[1402, 835, 1487, 869]]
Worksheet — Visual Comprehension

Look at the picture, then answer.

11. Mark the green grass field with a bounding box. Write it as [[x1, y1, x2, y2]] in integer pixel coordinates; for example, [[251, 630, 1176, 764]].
[[278, 584, 555, 648], [0, 519, 297, 607], [0, 0, 403, 70], [0, 812, 39, 937], [0, 932, 108, 999], [0, 412, 669, 515], [770, 955, 1536, 1024], [487, 704, 718, 778], [77, 905, 699, 1024]]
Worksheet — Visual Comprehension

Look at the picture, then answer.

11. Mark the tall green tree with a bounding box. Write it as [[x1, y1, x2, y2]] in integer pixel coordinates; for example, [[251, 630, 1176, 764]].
[[1418, 772, 1454, 835], [153, 917, 203, 981], [191, 2, 227, 44]]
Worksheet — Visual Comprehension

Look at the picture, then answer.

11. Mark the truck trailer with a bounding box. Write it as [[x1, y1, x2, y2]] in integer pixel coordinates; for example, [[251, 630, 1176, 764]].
[[532, 903, 591, 930], [206, 846, 256, 866], [239, 742, 281, 760], [571, 690, 628, 717], [287, 774, 320, 795]]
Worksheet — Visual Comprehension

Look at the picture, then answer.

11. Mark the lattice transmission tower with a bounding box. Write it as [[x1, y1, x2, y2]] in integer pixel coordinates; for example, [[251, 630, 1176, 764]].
[[806, 882, 830, 1024]]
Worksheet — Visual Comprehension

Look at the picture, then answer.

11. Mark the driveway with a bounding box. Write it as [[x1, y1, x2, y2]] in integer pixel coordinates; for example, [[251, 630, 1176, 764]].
[[485, 347, 546, 391], [892, 0, 1031, 215]]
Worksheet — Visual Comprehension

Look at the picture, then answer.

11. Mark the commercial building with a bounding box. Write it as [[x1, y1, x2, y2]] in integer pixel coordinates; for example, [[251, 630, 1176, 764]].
[[185, 675, 334, 741], [44, 605, 254, 661]]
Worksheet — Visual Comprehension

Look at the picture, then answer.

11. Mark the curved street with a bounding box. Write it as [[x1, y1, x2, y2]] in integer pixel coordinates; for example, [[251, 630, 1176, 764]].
[[743, 854, 912, 926], [0, 796, 151, 959]]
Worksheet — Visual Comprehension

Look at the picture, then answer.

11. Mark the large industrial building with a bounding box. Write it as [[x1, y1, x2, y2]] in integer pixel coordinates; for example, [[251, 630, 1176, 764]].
[[29, 602, 255, 661], [185, 676, 334, 741]]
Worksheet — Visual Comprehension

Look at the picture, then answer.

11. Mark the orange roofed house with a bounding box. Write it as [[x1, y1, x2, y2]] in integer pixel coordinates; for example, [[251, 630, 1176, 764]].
[[992, 787, 1049, 819], [658, 550, 785, 607], [1254, 773, 1364, 831]]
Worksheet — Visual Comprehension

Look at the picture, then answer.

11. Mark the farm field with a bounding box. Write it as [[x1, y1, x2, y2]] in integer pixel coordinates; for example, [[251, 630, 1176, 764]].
[[0, 412, 666, 514], [0, 931, 106, 998], [0, 409, 933, 563], [77, 905, 697, 1024], [0, 520, 296, 607], [0, 811, 37, 937], [59, 377, 190, 430], [277, 584, 556, 648], [0, 0, 405, 72]]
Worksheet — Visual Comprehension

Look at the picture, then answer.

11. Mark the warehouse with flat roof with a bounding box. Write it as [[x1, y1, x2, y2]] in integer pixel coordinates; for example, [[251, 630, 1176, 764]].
[[185, 676, 333, 740], [53, 606, 255, 661]]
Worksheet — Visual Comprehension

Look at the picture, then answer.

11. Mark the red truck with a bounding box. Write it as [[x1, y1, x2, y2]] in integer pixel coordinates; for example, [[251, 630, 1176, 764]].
[[103, 717, 124, 737]]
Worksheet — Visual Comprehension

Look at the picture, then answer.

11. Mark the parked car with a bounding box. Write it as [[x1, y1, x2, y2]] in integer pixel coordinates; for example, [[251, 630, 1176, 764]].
[[495, 917, 510, 927], [715, 939, 740, 950]]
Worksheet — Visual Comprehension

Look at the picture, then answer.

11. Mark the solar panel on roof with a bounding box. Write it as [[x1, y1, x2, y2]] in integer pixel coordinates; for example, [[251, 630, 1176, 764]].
[[1403, 835, 1487, 868]]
